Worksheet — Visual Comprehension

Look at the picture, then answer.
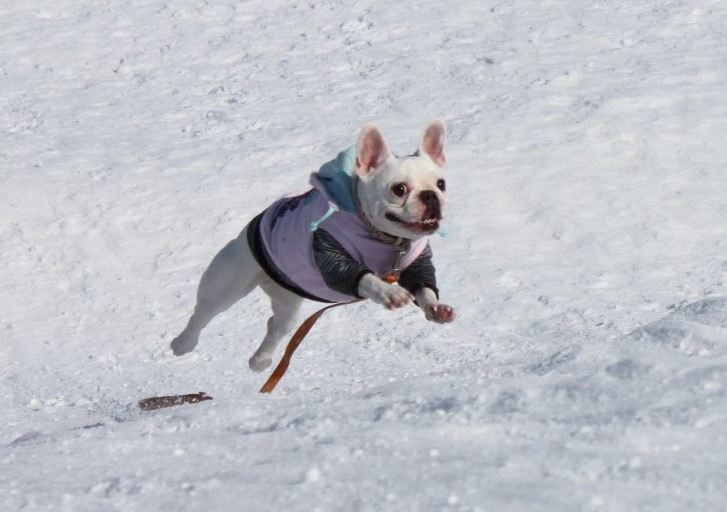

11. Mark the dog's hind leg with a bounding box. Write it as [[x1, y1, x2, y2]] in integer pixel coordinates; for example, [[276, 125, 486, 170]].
[[171, 228, 263, 356], [248, 280, 303, 372]]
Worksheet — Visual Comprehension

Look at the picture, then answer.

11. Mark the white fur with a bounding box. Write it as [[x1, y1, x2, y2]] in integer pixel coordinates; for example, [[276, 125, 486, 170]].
[[171, 120, 455, 372], [169, 226, 304, 371]]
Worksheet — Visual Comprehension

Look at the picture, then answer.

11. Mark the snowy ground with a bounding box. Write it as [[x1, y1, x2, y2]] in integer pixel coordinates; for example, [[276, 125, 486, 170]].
[[2, 0, 727, 510]]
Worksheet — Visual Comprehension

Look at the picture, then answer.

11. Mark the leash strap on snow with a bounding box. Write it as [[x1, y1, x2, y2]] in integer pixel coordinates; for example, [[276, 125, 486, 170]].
[[260, 300, 361, 394]]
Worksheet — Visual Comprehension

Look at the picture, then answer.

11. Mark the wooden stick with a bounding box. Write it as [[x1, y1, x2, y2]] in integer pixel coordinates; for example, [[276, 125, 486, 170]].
[[138, 391, 213, 411]]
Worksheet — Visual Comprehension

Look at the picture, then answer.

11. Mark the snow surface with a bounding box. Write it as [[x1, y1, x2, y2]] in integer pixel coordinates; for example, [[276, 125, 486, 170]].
[[2, 0, 727, 510]]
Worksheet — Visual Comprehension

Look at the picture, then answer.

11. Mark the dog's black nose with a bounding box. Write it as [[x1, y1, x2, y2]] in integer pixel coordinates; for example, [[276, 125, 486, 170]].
[[420, 190, 439, 208], [420, 190, 441, 219]]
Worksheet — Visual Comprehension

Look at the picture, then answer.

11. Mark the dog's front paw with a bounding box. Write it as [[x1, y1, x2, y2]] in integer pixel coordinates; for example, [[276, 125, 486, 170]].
[[423, 303, 456, 324], [170, 333, 198, 356], [357, 273, 413, 309], [382, 285, 414, 310], [249, 354, 272, 372]]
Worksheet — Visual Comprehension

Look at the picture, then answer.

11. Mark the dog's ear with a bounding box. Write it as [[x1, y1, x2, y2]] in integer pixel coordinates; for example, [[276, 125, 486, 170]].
[[419, 119, 447, 167], [355, 124, 391, 178]]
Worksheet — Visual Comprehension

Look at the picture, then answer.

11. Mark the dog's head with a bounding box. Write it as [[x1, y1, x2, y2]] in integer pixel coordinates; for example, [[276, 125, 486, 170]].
[[354, 119, 448, 240]]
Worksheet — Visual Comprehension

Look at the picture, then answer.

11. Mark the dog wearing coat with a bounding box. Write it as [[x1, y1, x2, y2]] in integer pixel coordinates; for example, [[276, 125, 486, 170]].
[[171, 120, 455, 371]]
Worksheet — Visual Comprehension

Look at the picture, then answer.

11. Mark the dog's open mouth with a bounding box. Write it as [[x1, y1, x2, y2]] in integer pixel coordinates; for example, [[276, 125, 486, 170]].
[[385, 212, 441, 234]]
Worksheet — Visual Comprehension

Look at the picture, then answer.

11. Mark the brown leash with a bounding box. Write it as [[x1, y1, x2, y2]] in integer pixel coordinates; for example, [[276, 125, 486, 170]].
[[259, 299, 362, 393]]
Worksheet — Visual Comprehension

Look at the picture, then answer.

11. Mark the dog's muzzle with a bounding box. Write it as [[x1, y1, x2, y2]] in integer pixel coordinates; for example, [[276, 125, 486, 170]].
[[419, 190, 442, 221]]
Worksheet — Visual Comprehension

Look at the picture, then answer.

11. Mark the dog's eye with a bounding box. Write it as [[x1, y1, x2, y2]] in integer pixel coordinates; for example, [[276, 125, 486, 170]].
[[437, 179, 446, 191], [391, 183, 408, 198]]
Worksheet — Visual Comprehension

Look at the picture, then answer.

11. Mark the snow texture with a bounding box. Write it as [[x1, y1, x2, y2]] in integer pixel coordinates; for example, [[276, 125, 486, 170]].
[[2, 0, 727, 510]]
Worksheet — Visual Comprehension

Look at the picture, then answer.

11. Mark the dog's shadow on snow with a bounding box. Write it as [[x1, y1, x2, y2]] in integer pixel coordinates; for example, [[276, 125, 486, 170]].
[[631, 296, 727, 357]]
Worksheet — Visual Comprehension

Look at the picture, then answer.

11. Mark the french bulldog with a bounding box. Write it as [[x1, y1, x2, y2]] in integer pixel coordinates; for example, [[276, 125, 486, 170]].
[[171, 119, 455, 372]]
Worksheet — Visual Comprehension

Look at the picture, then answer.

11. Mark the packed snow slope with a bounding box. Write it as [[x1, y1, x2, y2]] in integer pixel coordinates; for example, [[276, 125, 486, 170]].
[[2, 0, 727, 510]]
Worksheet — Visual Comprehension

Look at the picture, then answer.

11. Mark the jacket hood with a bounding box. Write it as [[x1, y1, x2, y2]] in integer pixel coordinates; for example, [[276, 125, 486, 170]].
[[309, 147, 357, 213]]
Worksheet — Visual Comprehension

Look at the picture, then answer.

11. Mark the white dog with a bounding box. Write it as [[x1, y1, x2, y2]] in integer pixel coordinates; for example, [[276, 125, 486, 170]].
[[171, 120, 455, 371]]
